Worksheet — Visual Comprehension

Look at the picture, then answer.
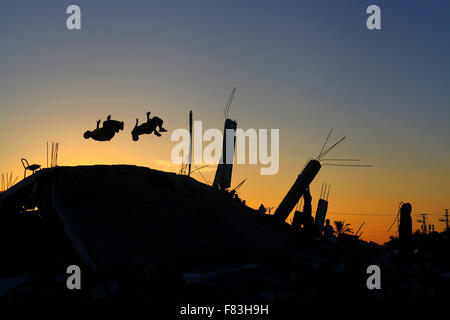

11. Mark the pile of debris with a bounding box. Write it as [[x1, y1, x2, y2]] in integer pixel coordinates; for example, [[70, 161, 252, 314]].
[[0, 165, 449, 303]]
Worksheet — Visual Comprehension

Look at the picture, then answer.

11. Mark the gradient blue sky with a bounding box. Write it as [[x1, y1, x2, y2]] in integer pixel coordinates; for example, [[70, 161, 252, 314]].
[[1, 1, 449, 243]]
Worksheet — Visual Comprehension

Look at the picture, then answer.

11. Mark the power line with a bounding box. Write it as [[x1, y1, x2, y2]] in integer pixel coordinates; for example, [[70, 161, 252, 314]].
[[439, 209, 449, 231], [326, 211, 444, 217], [387, 201, 403, 233], [417, 213, 429, 233], [327, 212, 393, 217]]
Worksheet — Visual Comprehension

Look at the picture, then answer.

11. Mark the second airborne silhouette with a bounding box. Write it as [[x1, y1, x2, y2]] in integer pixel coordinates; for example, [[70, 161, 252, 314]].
[[131, 111, 167, 141]]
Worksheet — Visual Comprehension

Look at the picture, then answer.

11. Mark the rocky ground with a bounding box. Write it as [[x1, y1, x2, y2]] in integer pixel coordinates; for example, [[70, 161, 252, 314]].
[[0, 166, 449, 306]]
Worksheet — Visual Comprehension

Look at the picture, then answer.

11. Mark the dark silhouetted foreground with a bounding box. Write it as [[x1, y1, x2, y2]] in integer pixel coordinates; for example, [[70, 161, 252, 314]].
[[0, 166, 449, 304]]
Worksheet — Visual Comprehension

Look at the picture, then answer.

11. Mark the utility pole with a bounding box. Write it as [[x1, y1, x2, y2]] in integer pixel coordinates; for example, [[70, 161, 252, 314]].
[[188, 110, 192, 177], [439, 209, 449, 231], [417, 213, 429, 234]]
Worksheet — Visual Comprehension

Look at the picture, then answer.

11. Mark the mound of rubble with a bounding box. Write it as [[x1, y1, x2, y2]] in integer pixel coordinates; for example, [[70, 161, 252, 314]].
[[0, 165, 449, 304]]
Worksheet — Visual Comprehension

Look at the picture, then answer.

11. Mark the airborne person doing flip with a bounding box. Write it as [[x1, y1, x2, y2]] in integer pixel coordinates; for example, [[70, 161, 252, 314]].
[[83, 115, 124, 141], [131, 111, 167, 141]]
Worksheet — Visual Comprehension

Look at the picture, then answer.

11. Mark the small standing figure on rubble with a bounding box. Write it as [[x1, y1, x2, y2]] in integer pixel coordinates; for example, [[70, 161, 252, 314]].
[[399, 202, 412, 245], [323, 219, 335, 239], [132, 111, 167, 141], [84, 115, 124, 141]]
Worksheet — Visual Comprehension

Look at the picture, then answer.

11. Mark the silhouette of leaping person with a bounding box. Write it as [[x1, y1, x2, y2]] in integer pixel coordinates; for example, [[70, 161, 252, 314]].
[[103, 115, 124, 134], [84, 115, 124, 141], [131, 111, 167, 141]]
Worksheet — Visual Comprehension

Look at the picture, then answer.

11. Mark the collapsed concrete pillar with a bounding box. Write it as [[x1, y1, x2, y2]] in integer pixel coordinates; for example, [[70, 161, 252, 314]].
[[314, 199, 329, 233], [273, 160, 321, 223], [213, 119, 237, 190]]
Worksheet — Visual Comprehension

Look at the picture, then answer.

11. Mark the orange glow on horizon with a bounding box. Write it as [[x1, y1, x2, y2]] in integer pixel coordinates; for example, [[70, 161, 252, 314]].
[[2, 140, 448, 246]]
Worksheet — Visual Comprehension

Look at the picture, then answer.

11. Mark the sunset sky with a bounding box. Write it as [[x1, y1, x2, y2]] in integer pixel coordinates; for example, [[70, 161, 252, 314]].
[[1, 1, 449, 244]]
